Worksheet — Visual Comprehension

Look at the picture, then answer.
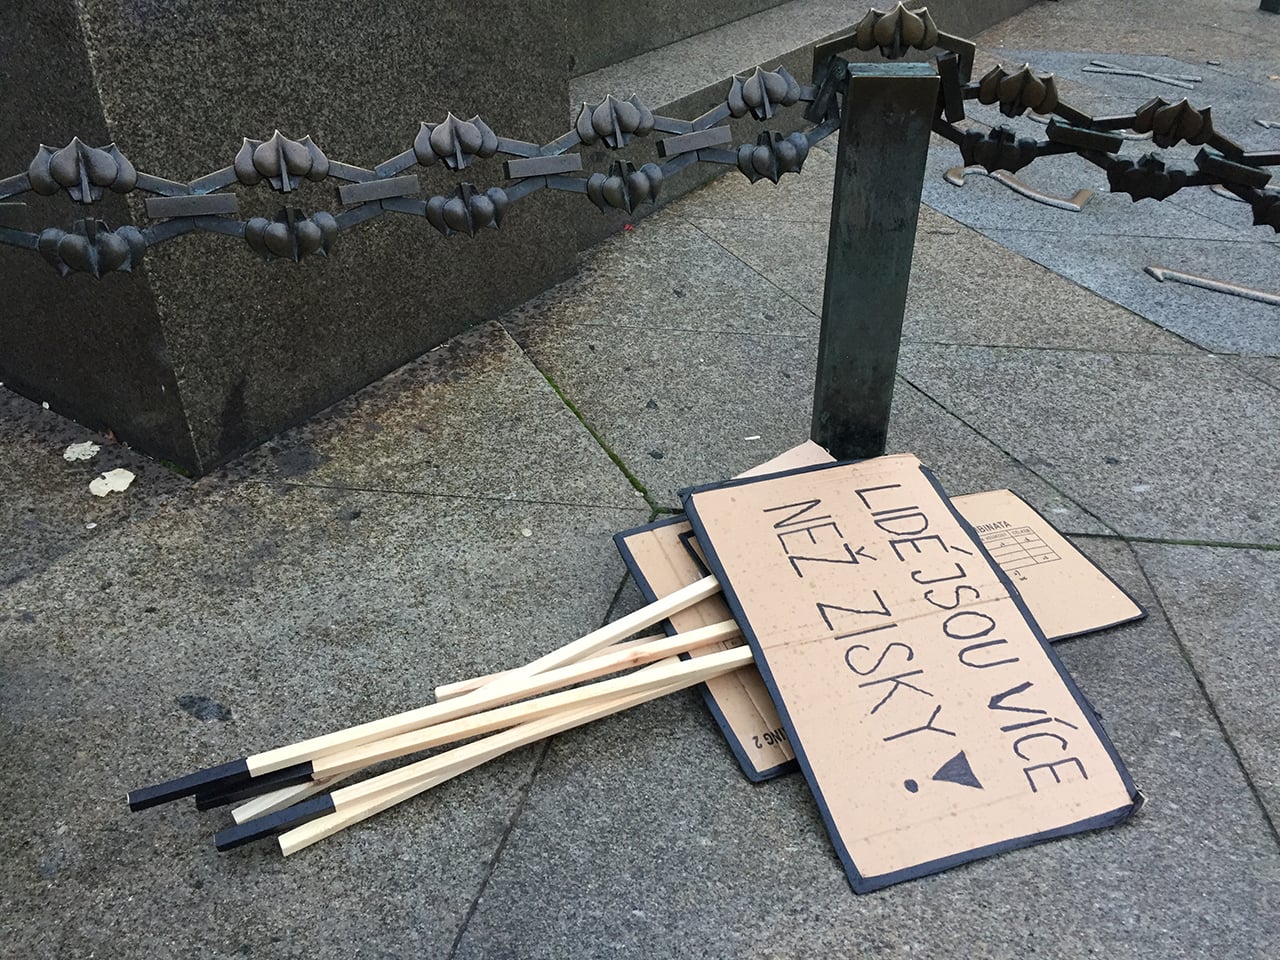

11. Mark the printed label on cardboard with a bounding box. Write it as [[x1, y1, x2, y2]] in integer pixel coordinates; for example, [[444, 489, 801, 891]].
[[950, 489, 1145, 640], [683, 455, 1139, 892]]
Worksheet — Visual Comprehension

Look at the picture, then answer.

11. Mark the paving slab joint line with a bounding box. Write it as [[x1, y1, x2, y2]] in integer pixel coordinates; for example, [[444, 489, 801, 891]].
[[1075, 532, 1280, 553], [446, 738, 554, 960], [235, 477, 637, 513], [514, 347, 659, 512], [680, 213, 822, 321], [445, 570, 633, 957], [895, 374, 1119, 536], [1125, 541, 1280, 847]]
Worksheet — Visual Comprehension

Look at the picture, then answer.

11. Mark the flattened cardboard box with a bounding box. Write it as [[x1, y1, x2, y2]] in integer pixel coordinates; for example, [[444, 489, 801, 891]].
[[616, 452, 1144, 781], [682, 455, 1140, 892]]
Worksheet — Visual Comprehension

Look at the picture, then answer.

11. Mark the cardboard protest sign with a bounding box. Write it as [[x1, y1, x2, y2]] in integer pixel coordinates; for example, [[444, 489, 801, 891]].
[[682, 455, 1140, 892], [950, 489, 1145, 640], [614, 441, 835, 780], [619, 467, 1145, 781]]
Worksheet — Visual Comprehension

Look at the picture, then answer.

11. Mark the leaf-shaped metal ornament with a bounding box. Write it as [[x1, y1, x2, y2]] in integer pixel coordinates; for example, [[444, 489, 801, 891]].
[[727, 67, 801, 121], [236, 132, 329, 190], [27, 138, 137, 201], [243, 209, 338, 261], [978, 65, 1059, 118], [586, 161, 662, 213], [1133, 98, 1213, 148], [853, 4, 939, 58], [425, 184, 510, 237], [415, 115, 499, 170], [575, 95, 654, 148], [36, 220, 145, 277]]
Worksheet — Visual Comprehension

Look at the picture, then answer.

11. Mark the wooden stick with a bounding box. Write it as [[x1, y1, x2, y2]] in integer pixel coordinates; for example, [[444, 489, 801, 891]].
[[215, 646, 753, 850], [278, 652, 747, 855], [304, 624, 740, 780], [228, 619, 737, 818], [128, 574, 721, 809], [231, 774, 350, 824], [434, 635, 655, 701]]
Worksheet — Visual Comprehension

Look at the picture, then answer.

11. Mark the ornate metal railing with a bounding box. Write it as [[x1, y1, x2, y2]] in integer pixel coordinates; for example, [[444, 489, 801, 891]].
[[0, 4, 1275, 279]]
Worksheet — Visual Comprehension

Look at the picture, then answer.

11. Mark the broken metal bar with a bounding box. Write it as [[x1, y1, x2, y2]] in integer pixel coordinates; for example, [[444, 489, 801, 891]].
[[337, 175, 421, 205], [145, 194, 239, 218], [187, 166, 238, 194], [374, 149, 418, 178], [133, 173, 190, 197], [945, 165, 1093, 211], [1145, 265, 1280, 306], [502, 154, 583, 179], [656, 126, 733, 158]]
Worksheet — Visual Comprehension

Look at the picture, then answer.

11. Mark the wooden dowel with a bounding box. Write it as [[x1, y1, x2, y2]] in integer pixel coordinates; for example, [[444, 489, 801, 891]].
[[279, 686, 665, 857], [215, 647, 753, 850], [306, 629, 742, 780], [232, 619, 738, 819], [279, 650, 747, 855], [434, 635, 655, 701], [231, 774, 350, 824], [245, 575, 721, 776], [131, 575, 722, 809]]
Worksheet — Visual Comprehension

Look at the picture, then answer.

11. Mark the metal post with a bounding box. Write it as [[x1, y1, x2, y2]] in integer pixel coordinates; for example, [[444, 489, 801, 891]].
[[1262, 0, 1279, 14], [811, 62, 939, 460]]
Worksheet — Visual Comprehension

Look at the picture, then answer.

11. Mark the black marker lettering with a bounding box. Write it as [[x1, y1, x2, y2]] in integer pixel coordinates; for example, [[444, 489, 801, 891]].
[[817, 592, 892, 631], [858, 669, 931, 714], [883, 704, 956, 742], [764, 499, 830, 529]]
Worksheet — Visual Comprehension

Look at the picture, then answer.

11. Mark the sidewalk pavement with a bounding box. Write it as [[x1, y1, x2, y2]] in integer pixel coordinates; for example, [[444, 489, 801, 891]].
[[2, 2, 1278, 957]]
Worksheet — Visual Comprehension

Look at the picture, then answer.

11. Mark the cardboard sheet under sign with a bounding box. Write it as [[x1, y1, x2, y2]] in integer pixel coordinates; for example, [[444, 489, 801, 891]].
[[682, 455, 1141, 892], [616, 449, 1144, 782]]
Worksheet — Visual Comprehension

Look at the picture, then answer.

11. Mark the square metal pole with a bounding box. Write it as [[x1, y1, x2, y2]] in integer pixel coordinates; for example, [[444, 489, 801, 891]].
[[811, 62, 939, 460]]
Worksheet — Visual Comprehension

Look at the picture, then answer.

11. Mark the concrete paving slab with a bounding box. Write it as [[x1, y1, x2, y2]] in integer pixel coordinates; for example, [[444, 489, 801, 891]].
[[686, 211, 1197, 354], [218, 321, 642, 509], [504, 210, 819, 341], [509, 307, 1112, 533], [898, 344, 1280, 545], [1133, 542, 1280, 828], [0, 386, 189, 590], [1231, 356, 1280, 390], [451, 538, 1280, 960], [978, 1, 1279, 62], [1165, 187, 1280, 246], [983, 229, 1280, 356], [0, 480, 647, 959]]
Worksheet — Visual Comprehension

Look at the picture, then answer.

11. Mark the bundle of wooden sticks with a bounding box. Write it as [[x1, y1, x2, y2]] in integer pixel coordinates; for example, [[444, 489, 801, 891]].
[[128, 575, 745, 855]]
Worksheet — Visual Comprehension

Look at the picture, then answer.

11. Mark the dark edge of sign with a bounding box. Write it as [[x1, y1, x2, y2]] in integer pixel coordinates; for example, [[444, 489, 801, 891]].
[[612, 518, 795, 783], [1000, 489, 1148, 640], [684, 459, 1142, 894], [926, 465, 1141, 801]]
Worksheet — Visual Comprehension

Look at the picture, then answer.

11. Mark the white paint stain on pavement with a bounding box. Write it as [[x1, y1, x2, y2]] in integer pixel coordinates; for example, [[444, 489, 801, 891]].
[[63, 441, 101, 462], [89, 468, 135, 497]]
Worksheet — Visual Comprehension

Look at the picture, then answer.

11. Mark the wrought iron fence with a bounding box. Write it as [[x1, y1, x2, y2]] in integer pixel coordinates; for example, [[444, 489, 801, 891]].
[[0, 4, 1275, 280]]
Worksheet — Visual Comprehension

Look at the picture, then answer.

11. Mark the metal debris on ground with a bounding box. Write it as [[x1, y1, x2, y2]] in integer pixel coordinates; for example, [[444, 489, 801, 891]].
[[1144, 265, 1280, 306], [945, 165, 1093, 211], [1082, 59, 1202, 89]]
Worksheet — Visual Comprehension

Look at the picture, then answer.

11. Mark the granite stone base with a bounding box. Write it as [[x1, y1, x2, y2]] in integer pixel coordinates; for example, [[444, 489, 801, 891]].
[[0, 0, 1032, 475]]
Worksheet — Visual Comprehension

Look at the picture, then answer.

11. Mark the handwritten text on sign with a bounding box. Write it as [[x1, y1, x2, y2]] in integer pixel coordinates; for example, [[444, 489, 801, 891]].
[[684, 456, 1137, 891]]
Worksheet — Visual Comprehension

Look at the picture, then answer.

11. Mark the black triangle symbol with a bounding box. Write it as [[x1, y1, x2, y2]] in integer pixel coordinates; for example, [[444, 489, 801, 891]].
[[931, 750, 984, 789]]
